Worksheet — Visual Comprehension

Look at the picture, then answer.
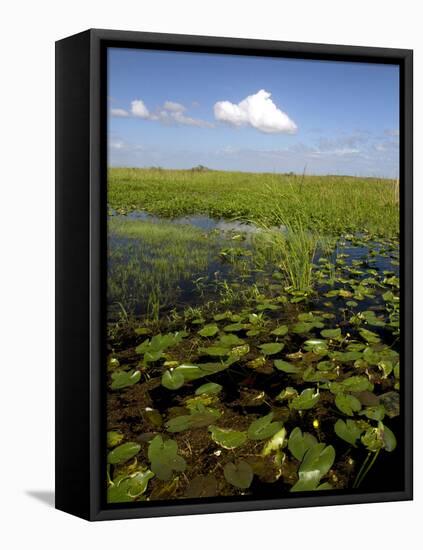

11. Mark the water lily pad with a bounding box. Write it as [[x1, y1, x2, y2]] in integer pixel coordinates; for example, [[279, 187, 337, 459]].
[[271, 325, 289, 336], [166, 407, 221, 432], [195, 382, 223, 396], [209, 426, 248, 449], [223, 460, 254, 489], [340, 375, 373, 393], [108, 470, 154, 503], [335, 393, 362, 416], [381, 422, 397, 452], [361, 425, 384, 452], [198, 324, 219, 337], [321, 328, 342, 340], [334, 419, 363, 446], [214, 311, 232, 321], [199, 345, 230, 357], [291, 443, 335, 492], [161, 369, 185, 390], [259, 342, 284, 355], [292, 322, 314, 334], [184, 474, 218, 498], [379, 391, 400, 418], [330, 351, 363, 363], [219, 333, 244, 347], [223, 323, 245, 332], [359, 328, 381, 344], [274, 359, 300, 374], [359, 404, 386, 421], [148, 435, 187, 481], [107, 442, 141, 465], [107, 431, 124, 448], [290, 388, 320, 410], [288, 427, 318, 461], [110, 369, 141, 390], [229, 343, 250, 359], [247, 412, 283, 440], [261, 427, 287, 456]]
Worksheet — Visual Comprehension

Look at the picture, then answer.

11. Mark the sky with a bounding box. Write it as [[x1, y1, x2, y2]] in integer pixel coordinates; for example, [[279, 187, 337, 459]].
[[108, 47, 399, 178]]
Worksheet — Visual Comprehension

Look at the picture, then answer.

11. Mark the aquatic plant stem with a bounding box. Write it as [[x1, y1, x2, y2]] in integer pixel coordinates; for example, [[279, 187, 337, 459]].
[[353, 449, 381, 489]]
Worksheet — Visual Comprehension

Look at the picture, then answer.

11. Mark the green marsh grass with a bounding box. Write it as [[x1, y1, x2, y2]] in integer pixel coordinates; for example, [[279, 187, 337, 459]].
[[108, 168, 399, 236], [108, 218, 220, 317]]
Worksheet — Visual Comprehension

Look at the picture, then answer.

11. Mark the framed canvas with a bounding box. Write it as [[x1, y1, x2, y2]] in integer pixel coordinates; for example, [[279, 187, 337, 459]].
[[55, 29, 413, 521]]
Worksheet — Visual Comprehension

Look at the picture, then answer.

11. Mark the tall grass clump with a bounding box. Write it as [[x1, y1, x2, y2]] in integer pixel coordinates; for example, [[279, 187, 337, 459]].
[[253, 189, 319, 292]]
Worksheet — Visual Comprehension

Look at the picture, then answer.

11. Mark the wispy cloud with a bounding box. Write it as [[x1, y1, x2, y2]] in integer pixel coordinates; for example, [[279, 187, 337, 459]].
[[214, 89, 297, 134], [110, 108, 129, 117], [111, 99, 213, 128], [384, 128, 399, 137]]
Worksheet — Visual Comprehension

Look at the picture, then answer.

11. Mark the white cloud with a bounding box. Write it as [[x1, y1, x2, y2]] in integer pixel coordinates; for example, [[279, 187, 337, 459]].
[[109, 139, 125, 150], [111, 108, 129, 117], [214, 89, 297, 134], [131, 99, 150, 118], [384, 128, 399, 137], [163, 101, 186, 112], [127, 98, 212, 127]]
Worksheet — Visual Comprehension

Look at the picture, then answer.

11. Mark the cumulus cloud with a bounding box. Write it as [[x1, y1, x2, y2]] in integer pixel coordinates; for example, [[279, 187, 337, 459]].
[[111, 108, 129, 117], [214, 89, 297, 134], [131, 99, 150, 118]]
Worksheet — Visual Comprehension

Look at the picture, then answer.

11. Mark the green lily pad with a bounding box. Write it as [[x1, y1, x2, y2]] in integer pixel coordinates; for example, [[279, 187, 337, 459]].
[[359, 404, 386, 421], [184, 474, 218, 498], [288, 427, 318, 461], [107, 431, 124, 448], [292, 322, 314, 334], [259, 342, 284, 355], [110, 369, 141, 390], [108, 470, 154, 503], [195, 382, 223, 396], [361, 425, 384, 452], [107, 442, 141, 465], [218, 334, 244, 347], [199, 345, 230, 357], [382, 423, 397, 452], [359, 328, 381, 344], [148, 435, 187, 481], [291, 443, 335, 492], [271, 325, 289, 336], [198, 324, 219, 337], [334, 419, 363, 446], [274, 359, 300, 374], [229, 343, 250, 359], [335, 393, 362, 416], [223, 460, 254, 489], [209, 426, 247, 449], [379, 391, 400, 418], [223, 323, 245, 332], [161, 369, 185, 390], [166, 407, 222, 433], [290, 388, 320, 410], [340, 375, 373, 393], [321, 328, 342, 339], [247, 412, 283, 440], [330, 351, 363, 363], [261, 427, 287, 456]]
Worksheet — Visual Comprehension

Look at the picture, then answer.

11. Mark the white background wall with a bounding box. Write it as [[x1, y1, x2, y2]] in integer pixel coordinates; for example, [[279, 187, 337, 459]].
[[0, 1, 420, 548]]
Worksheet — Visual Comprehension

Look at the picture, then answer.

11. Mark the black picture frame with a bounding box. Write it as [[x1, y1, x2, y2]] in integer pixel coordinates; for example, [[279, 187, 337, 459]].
[[55, 28, 413, 521]]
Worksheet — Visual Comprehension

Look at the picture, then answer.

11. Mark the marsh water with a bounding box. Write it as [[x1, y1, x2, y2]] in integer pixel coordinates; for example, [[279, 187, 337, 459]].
[[107, 211, 401, 502]]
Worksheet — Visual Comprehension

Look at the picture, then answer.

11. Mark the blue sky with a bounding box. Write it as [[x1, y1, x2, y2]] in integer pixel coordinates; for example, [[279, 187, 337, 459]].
[[108, 47, 399, 178]]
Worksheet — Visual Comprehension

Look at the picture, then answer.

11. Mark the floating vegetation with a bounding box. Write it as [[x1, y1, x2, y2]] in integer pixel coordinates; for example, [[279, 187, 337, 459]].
[[106, 168, 400, 504]]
